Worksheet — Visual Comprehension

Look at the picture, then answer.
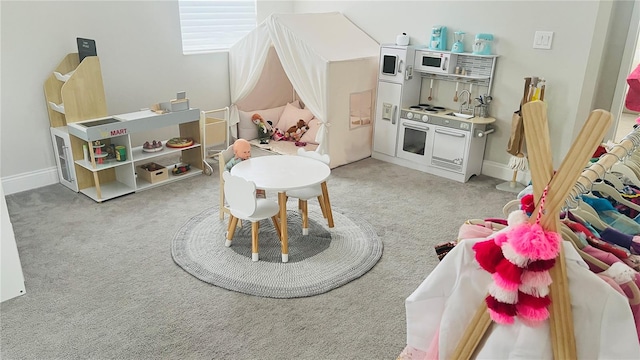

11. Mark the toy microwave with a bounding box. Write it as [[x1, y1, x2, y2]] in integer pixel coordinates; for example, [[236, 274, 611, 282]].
[[414, 50, 457, 75]]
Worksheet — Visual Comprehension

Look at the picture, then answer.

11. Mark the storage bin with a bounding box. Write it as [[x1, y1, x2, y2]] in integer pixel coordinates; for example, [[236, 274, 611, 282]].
[[137, 162, 168, 184], [204, 116, 227, 147]]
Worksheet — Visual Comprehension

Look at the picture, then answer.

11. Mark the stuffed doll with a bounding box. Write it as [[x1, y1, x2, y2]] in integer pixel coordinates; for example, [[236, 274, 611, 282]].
[[252, 113, 273, 144], [225, 139, 252, 172], [294, 124, 309, 141], [272, 128, 286, 141], [285, 119, 309, 141], [224, 138, 265, 197]]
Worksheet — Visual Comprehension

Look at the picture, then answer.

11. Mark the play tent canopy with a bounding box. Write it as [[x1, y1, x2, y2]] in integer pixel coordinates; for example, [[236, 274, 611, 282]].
[[229, 12, 380, 167]]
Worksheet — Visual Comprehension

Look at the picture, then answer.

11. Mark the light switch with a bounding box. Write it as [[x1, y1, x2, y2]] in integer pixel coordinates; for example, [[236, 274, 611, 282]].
[[533, 31, 554, 50]]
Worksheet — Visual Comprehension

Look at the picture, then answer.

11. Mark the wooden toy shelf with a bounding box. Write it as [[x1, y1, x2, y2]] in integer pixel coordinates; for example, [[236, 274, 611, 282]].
[[44, 53, 203, 202], [67, 109, 203, 202]]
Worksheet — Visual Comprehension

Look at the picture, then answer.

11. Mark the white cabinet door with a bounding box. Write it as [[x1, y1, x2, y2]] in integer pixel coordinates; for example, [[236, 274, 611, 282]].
[[50, 127, 79, 192], [430, 127, 469, 173], [378, 45, 413, 84], [373, 81, 402, 156]]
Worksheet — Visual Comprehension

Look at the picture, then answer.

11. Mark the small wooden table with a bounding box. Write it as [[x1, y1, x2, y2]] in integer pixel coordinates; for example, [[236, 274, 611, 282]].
[[231, 155, 334, 262]]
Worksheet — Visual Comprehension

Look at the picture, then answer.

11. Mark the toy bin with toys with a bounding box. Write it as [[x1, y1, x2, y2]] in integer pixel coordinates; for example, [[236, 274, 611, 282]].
[[136, 162, 168, 184]]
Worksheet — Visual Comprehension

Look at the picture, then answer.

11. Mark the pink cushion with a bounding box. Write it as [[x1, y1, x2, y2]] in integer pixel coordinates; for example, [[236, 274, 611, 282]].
[[300, 117, 321, 143], [277, 102, 315, 133], [237, 100, 299, 140]]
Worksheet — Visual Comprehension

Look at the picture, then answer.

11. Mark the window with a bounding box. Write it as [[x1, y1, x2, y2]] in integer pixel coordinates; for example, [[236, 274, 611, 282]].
[[350, 90, 373, 129], [178, 0, 257, 54]]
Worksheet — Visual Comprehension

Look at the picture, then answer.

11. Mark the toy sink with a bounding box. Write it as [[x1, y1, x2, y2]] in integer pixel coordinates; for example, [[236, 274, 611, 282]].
[[76, 117, 122, 128]]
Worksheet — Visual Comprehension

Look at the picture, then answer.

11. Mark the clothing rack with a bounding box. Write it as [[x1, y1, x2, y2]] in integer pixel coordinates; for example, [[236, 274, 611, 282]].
[[453, 101, 613, 359], [569, 126, 640, 201]]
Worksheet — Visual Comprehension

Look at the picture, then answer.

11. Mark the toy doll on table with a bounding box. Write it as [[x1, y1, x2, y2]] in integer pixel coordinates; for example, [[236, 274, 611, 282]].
[[225, 139, 265, 197]]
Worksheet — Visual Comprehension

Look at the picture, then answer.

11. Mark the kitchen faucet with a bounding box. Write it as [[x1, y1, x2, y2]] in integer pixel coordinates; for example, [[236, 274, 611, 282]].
[[458, 89, 474, 116]]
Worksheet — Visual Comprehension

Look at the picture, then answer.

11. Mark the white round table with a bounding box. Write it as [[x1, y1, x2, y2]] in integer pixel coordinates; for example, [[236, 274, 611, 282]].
[[231, 155, 334, 262]]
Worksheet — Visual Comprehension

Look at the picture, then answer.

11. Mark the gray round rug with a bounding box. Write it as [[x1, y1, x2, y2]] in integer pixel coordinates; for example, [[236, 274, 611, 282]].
[[171, 204, 383, 298]]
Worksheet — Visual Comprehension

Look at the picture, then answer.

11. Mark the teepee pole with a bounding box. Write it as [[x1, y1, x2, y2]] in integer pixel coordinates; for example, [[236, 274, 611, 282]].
[[452, 102, 612, 359], [525, 104, 611, 358]]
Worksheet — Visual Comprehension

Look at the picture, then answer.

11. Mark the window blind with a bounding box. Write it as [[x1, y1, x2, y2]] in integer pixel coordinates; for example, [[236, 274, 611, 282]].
[[178, 0, 256, 54]]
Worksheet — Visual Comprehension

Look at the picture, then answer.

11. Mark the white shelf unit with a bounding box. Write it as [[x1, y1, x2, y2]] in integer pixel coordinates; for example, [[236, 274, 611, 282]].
[[135, 165, 201, 192], [73, 134, 136, 202], [44, 54, 206, 202], [416, 52, 498, 93], [133, 140, 203, 192], [67, 109, 203, 202], [131, 141, 200, 163]]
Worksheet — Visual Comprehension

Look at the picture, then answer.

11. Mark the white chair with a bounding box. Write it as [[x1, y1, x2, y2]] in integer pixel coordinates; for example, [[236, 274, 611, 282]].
[[286, 148, 331, 235], [217, 144, 235, 220], [223, 171, 282, 262]]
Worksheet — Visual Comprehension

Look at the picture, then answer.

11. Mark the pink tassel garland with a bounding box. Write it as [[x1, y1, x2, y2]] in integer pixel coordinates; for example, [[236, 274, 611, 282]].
[[520, 269, 553, 289], [486, 296, 518, 316], [473, 239, 504, 273], [488, 282, 519, 304], [488, 309, 515, 325], [495, 258, 523, 285], [473, 187, 561, 328], [507, 223, 561, 261], [526, 258, 556, 272]]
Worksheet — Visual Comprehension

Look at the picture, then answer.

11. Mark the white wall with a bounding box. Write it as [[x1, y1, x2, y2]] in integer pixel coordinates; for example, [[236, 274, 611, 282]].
[[294, 1, 633, 172], [0, 0, 293, 193], [0, 0, 635, 194], [623, 15, 640, 114]]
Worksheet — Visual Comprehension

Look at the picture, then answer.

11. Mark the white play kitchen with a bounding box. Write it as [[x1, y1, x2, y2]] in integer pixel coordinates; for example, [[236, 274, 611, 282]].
[[372, 27, 497, 183]]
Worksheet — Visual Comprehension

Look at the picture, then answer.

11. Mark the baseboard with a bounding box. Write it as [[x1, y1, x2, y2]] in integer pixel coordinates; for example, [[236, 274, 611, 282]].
[[481, 160, 531, 185], [2, 161, 529, 196], [1, 167, 59, 195]]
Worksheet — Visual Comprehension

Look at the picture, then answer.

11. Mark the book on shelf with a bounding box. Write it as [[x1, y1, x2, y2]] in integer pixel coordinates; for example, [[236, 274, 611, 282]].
[[77, 38, 97, 62]]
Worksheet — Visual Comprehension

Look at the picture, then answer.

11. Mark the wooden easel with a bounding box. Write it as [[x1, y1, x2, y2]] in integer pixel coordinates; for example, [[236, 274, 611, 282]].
[[452, 101, 613, 359]]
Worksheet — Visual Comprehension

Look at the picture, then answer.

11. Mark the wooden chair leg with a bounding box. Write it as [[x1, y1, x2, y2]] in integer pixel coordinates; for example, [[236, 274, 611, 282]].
[[220, 179, 226, 220], [321, 182, 334, 228], [271, 216, 282, 242], [251, 222, 260, 261], [301, 200, 309, 235], [317, 195, 327, 218], [225, 215, 239, 247], [227, 215, 237, 236]]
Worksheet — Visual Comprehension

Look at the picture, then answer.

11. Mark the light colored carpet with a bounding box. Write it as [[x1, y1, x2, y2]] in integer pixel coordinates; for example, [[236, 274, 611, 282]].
[[2, 149, 515, 359], [171, 204, 382, 298]]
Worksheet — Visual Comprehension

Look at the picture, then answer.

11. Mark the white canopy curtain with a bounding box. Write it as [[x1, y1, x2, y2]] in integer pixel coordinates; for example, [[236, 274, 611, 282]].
[[228, 20, 271, 137], [229, 13, 330, 153], [266, 16, 328, 153], [228, 12, 379, 167]]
